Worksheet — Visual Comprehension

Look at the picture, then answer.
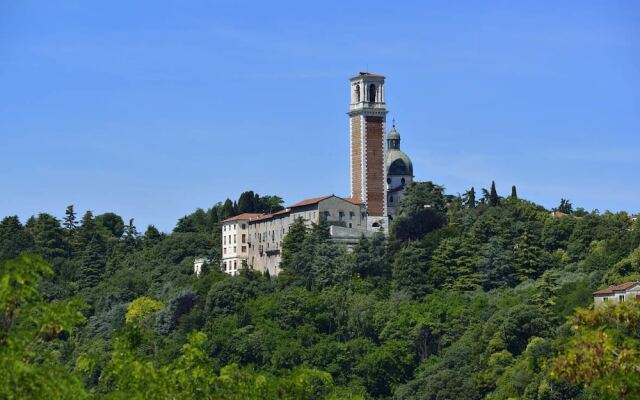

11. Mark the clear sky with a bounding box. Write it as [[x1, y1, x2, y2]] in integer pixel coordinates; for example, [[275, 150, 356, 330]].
[[1, 1, 639, 232]]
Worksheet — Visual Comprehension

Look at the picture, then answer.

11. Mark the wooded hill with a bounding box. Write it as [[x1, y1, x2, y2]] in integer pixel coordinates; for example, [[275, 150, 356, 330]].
[[1, 182, 639, 399]]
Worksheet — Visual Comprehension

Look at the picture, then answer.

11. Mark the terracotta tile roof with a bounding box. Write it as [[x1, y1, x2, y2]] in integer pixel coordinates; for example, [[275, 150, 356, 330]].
[[592, 282, 640, 295], [343, 197, 364, 205], [289, 195, 334, 208], [222, 213, 265, 222], [251, 208, 291, 222], [550, 211, 568, 218]]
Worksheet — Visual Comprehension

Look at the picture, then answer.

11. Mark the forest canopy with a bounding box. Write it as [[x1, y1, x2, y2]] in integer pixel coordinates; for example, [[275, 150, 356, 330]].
[[1, 184, 639, 399]]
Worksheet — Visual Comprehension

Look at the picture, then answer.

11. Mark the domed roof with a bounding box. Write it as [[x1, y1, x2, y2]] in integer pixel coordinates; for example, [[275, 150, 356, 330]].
[[386, 149, 413, 176], [387, 126, 401, 140]]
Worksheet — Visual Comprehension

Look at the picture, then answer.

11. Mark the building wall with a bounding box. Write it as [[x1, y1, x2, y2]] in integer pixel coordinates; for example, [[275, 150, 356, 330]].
[[387, 174, 413, 220], [594, 287, 640, 306], [350, 116, 363, 202], [316, 197, 366, 230], [221, 220, 250, 276], [247, 213, 290, 276], [365, 116, 386, 217]]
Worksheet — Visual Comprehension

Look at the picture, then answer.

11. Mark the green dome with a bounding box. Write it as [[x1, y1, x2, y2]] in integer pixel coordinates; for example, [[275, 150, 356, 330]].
[[386, 149, 413, 176]]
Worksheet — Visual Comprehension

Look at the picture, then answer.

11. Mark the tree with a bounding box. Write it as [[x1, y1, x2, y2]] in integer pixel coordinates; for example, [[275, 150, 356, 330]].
[[392, 244, 430, 298], [26, 213, 68, 260], [95, 212, 125, 238], [237, 191, 257, 213], [0, 254, 88, 399], [79, 235, 107, 290], [0, 216, 34, 260], [221, 199, 235, 220], [557, 198, 573, 214], [64, 205, 78, 231], [463, 187, 476, 208], [550, 301, 640, 399], [511, 185, 518, 200], [280, 217, 307, 274], [144, 225, 163, 246], [489, 181, 499, 207], [123, 218, 140, 250], [399, 181, 447, 216]]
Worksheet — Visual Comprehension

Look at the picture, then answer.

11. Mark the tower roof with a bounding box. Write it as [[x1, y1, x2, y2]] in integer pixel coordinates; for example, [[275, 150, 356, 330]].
[[387, 125, 401, 141]]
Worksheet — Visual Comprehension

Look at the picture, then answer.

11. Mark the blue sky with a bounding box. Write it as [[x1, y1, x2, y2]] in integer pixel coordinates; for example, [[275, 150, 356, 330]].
[[1, 1, 639, 232]]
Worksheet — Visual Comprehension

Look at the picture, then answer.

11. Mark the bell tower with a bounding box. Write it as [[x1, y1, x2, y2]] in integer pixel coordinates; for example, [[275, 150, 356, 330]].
[[348, 72, 388, 218]]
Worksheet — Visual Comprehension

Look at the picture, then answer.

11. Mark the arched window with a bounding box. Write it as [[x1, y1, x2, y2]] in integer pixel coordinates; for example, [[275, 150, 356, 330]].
[[387, 177, 391, 184], [369, 84, 376, 102], [355, 84, 360, 102], [401, 177, 406, 185], [389, 196, 394, 203]]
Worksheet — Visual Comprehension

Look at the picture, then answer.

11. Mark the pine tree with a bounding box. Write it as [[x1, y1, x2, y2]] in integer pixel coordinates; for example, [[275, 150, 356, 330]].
[[464, 187, 476, 208], [489, 181, 499, 206], [0, 216, 34, 260], [63, 205, 78, 231], [511, 185, 518, 200], [123, 219, 140, 250], [79, 234, 106, 289]]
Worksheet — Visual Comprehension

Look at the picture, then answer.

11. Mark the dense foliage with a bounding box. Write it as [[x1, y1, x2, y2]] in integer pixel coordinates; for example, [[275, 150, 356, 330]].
[[1, 186, 639, 399]]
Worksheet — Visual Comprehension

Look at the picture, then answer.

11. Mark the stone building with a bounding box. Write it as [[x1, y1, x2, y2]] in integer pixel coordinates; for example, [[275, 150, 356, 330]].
[[385, 123, 413, 220], [220, 195, 368, 276], [209, 72, 415, 276]]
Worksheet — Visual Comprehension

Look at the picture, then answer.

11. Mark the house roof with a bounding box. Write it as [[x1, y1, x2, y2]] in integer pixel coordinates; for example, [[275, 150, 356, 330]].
[[592, 282, 640, 295], [289, 195, 335, 208], [289, 195, 364, 209], [550, 211, 568, 218], [222, 213, 266, 223]]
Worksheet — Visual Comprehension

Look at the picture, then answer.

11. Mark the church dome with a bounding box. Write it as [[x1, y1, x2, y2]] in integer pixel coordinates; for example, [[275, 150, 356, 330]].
[[385, 123, 413, 176], [386, 149, 413, 176]]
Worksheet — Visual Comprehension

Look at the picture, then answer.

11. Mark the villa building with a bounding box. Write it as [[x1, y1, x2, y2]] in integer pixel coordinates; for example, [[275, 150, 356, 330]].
[[593, 282, 640, 306]]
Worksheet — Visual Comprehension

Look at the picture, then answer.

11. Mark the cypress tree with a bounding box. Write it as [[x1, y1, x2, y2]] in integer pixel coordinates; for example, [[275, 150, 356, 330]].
[[489, 181, 499, 207], [221, 199, 235, 220], [511, 185, 518, 200]]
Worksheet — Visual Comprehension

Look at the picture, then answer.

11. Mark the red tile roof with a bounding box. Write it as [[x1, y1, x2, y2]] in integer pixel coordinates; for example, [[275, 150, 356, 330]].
[[592, 282, 640, 295], [222, 213, 266, 223], [550, 211, 568, 218], [289, 195, 334, 208], [343, 197, 364, 205]]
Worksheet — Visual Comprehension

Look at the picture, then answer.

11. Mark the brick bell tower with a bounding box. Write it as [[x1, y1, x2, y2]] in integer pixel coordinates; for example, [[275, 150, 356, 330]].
[[348, 72, 388, 219]]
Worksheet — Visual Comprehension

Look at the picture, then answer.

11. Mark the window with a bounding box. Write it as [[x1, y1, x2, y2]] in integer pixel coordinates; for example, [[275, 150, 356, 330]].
[[224, 236, 226, 245], [234, 260, 237, 269], [355, 84, 360, 102], [401, 177, 406, 185], [242, 234, 246, 243], [349, 211, 354, 220], [369, 84, 376, 102], [390, 196, 394, 203], [241, 224, 246, 230], [387, 177, 391, 184], [619, 295, 625, 302], [339, 211, 344, 222], [223, 248, 226, 254], [234, 235, 236, 244], [241, 246, 247, 253], [349, 223, 352, 228]]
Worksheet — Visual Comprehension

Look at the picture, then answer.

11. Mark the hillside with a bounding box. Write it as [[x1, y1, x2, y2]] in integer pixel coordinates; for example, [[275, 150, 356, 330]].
[[1, 182, 639, 399]]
